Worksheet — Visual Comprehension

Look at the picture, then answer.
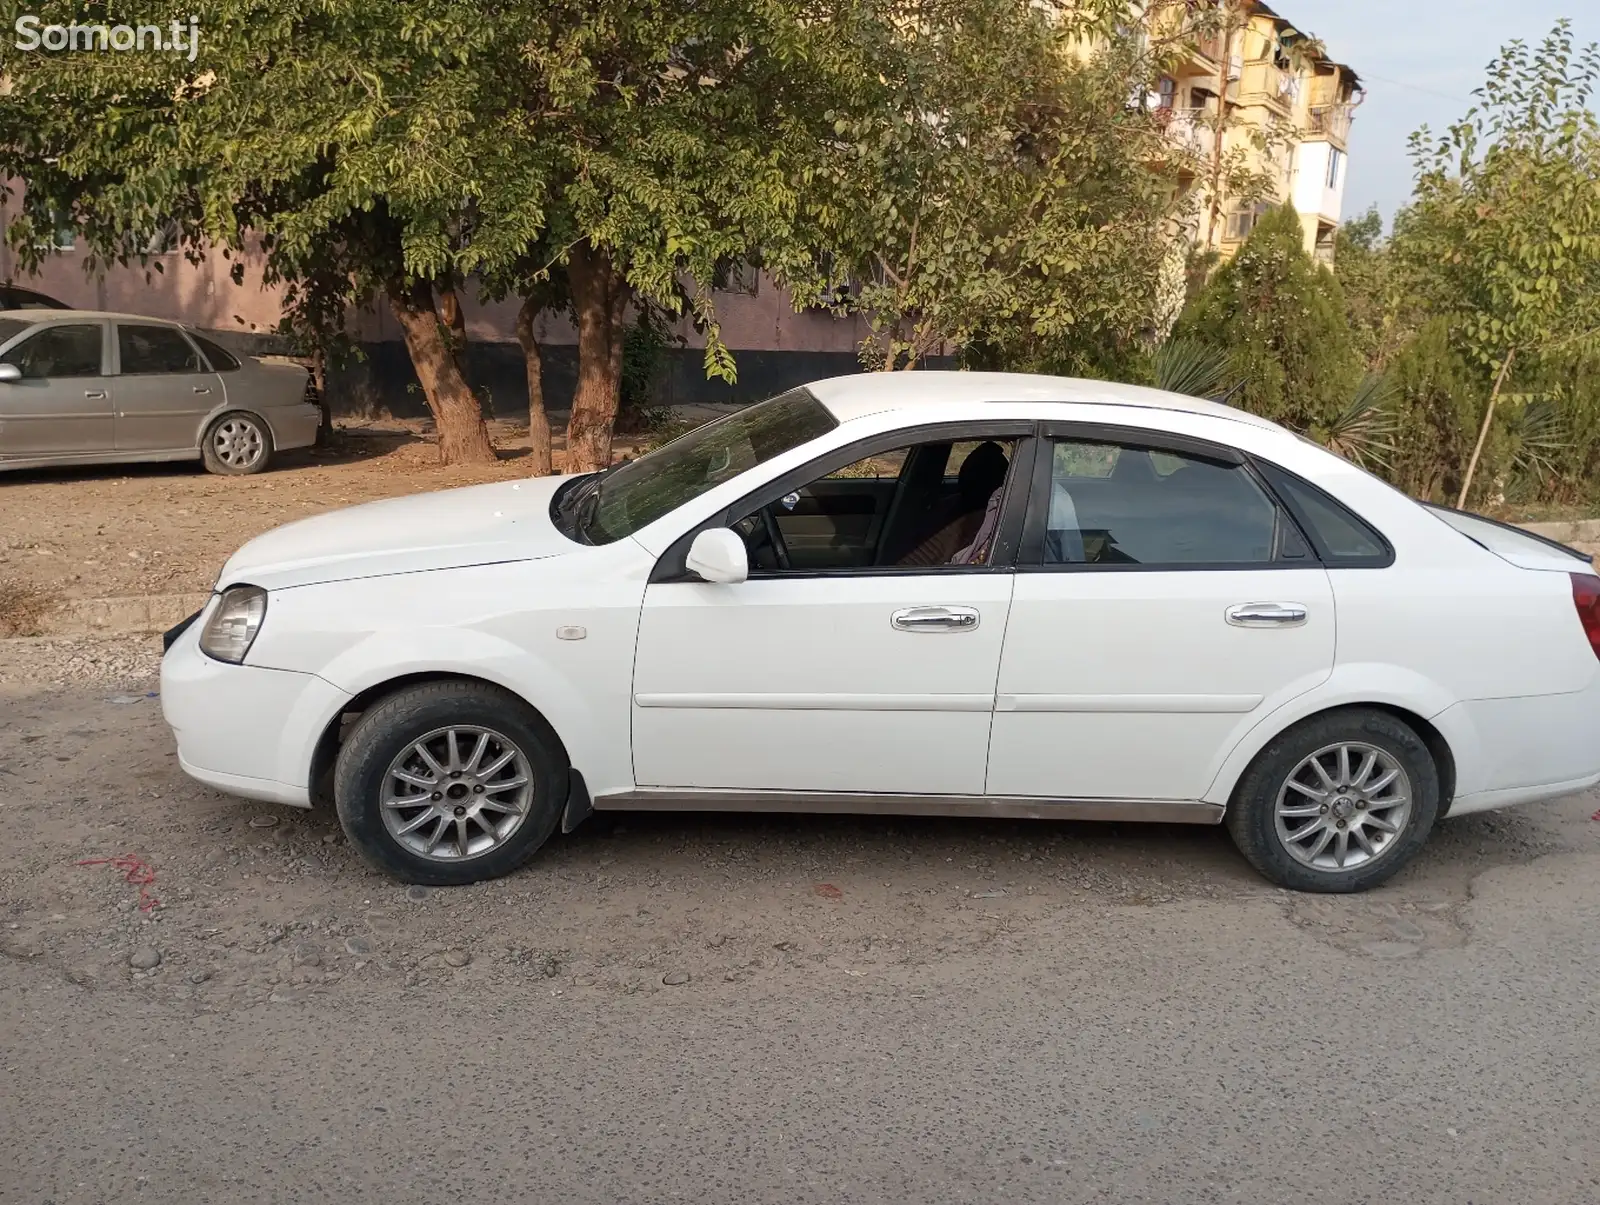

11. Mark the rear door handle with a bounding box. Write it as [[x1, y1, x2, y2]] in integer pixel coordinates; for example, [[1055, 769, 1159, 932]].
[[84, 390, 107, 399], [892, 606, 981, 633], [1226, 602, 1308, 628], [193, 386, 211, 394]]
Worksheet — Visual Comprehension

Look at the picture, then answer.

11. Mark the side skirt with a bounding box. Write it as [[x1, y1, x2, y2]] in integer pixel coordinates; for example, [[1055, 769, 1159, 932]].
[[591, 790, 1223, 825]]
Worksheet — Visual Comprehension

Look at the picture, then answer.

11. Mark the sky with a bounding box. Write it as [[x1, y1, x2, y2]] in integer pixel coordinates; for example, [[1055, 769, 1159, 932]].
[[1285, 1, 1600, 231]]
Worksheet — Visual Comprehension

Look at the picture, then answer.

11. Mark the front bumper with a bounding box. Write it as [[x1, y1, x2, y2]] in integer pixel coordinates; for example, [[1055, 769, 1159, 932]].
[[160, 625, 350, 808]]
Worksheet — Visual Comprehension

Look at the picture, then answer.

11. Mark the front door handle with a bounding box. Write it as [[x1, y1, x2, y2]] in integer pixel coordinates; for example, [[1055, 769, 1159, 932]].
[[1226, 602, 1308, 628], [193, 386, 211, 394], [892, 606, 981, 633], [84, 390, 107, 399]]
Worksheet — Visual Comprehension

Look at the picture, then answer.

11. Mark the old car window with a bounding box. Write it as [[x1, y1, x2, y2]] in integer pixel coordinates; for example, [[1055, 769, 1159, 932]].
[[0, 318, 28, 345], [1044, 438, 1279, 566], [558, 387, 838, 545], [0, 323, 103, 378], [118, 324, 204, 374], [190, 333, 242, 372]]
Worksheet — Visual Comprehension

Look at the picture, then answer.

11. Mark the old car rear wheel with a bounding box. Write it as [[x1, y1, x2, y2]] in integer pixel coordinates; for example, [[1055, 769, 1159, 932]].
[[1226, 708, 1440, 893], [334, 681, 568, 885], [202, 411, 273, 475]]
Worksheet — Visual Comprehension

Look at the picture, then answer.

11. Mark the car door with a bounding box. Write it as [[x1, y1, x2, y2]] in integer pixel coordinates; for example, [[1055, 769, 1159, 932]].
[[0, 320, 112, 456], [985, 427, 1336, 803], [631, 422, 1035, 796], [112, 322, 222, 451]]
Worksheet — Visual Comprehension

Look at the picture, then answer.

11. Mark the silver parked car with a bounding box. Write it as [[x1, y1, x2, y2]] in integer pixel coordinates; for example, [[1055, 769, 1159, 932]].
[[0, 310, 319, 475]]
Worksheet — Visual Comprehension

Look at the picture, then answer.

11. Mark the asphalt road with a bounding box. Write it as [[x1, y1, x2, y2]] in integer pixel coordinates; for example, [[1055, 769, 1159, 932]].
[[3, 667, 1600, 1204]]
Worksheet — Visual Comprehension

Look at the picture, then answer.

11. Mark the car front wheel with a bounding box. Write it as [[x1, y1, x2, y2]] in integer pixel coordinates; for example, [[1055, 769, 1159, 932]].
[[333, 681, 569, 886], [1226, 709, 1440, 893]]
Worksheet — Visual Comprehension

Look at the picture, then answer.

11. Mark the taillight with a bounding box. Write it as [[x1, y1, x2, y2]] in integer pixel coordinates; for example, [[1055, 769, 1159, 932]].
[[1571, 573, 1600, 661]]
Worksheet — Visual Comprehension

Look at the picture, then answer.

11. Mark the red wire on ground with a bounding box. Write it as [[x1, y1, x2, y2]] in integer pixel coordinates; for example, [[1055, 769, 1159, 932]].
[[77, 854, 160, 912]]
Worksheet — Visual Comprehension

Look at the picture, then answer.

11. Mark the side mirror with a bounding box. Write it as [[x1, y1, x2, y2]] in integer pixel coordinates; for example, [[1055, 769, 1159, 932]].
[[685, 528, 749, 584], [0, 364, 20, 383]]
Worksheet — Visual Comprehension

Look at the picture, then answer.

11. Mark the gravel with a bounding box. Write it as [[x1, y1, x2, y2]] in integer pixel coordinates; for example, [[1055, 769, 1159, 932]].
[[0, 635, 163, 688]]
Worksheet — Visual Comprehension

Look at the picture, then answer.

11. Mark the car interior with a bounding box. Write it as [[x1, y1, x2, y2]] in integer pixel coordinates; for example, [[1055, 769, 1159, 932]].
[[1044, 440, 1289, 565], [731, 437, 1020, 572]]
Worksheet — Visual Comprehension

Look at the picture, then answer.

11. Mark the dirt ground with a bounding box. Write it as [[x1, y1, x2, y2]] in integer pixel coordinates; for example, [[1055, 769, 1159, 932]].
[[0, 416, 676, 609]]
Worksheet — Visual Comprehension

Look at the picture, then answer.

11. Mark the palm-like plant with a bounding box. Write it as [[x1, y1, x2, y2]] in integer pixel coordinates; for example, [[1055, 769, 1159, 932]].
[[1314, 373, 1398, 470], [1506, 398, 1568, 483], [1150, 337, 1238, 400]]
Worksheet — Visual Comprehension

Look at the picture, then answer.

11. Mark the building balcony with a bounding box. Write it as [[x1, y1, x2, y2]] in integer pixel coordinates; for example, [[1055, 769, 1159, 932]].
[[1234, 59, 1298, 115], [1304, 103, 1354, 145], [1158, 106, 1216, 158]]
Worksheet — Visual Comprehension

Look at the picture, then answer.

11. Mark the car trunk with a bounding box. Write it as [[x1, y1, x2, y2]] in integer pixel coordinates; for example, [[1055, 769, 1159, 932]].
[[1423, 505, 1596, 573]]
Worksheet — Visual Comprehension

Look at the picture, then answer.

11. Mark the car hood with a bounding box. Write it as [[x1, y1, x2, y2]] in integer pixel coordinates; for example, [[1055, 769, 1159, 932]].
[[217, 474, 582, 591]]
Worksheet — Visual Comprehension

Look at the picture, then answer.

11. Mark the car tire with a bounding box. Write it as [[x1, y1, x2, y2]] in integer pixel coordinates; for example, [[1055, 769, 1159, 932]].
[[333, 680, 569, 886], [1226, 708, 1440, 894], [202, 411, 273, 475]]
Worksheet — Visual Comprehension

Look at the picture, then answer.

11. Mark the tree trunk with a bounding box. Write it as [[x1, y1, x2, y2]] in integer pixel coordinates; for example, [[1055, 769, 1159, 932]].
[[1203, 9, 1237, 253], [1456, 347, 1516, 509], [436, 278, 471, 382], [309, 349, 332, 446], [515, 295, 553, 476], [564, 242, 630, 473], [386, 278, 496, 465]]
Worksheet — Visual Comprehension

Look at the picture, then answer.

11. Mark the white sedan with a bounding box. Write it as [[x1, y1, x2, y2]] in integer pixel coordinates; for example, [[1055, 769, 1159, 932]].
[[159, 373, 1600, 893]]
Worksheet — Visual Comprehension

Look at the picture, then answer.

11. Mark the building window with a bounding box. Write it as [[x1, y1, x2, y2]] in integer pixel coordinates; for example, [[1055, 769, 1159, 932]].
[[1226, 204, 1269, 242], [31, 208, 75, 252], [1326, 148, 1345, 190]]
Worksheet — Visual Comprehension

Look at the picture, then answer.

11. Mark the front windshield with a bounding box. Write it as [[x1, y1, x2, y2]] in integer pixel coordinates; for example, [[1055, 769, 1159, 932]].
[[561, 387, 837, 544]]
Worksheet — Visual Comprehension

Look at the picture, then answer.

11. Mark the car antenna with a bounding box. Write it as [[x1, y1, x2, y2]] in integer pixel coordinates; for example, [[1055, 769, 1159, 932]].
[[1210, 380, 1247, 406]]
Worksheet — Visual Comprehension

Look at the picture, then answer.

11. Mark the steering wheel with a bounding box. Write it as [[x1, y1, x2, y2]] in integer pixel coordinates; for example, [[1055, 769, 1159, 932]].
[[758, 504, 792, 571]]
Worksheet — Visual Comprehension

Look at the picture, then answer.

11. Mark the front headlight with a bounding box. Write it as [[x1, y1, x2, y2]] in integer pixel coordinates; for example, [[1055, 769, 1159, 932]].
[[198, 585, 267, 664]]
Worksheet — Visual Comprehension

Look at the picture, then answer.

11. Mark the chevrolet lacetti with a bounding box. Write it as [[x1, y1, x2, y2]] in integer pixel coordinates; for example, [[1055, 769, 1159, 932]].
[[158, 373, 1600, 893]]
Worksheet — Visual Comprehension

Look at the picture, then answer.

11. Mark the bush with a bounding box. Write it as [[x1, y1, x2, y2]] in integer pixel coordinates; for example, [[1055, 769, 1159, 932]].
[[1174, 204, 1363, 432]]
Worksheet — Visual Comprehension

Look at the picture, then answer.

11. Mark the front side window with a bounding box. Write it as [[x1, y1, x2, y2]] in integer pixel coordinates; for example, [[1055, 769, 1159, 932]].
[[556, 387, 838, 545], [730, 434, 1022, 573], [0, 323, 103, 378], [1042, 438, 1284, 566], [118, 324, 204, 374]]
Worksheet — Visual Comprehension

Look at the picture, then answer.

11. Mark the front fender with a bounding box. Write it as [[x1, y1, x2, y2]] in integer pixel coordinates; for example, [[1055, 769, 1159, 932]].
[[1201, 663, 1468, 807], [245, 558, 648, 798]]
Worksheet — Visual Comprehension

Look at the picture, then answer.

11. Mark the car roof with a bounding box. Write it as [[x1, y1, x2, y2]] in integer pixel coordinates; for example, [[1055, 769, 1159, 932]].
[[0, 308, 189, 324], [804, 371, 1283, 432]]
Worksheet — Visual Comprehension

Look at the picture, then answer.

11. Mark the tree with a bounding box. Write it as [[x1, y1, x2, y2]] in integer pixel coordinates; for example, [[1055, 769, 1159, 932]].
[[802, 0, 1211, 376], [0, 0, 515, 463], [1392, 20, 1600, 506], [500, 0, 862, 472], [1175, 204, 1364, 432], [1332, 206, 1401, 369]]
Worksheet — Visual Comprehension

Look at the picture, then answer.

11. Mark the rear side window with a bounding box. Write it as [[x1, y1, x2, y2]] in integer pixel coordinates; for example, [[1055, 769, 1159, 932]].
[[1255, 461, 1391, 567], [1044, 438, 1284, 566], [118, 324, 204, 374], [190, 333, 241, 371]]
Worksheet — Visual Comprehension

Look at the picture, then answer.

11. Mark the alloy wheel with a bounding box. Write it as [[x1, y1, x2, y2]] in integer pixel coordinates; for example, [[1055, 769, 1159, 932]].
[[1273, 741, 1413, 872], [379, 725, 535, 862]]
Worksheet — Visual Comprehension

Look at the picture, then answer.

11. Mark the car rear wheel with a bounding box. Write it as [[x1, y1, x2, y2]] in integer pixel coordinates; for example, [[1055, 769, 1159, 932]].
[[1226, 709, 1440, 893], [333, 681, 568, 886], [202, 411, 273, 475]]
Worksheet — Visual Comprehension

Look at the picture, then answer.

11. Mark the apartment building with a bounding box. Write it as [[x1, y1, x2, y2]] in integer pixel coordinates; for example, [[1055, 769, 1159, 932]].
[[1151, 0, 1360, 262]]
